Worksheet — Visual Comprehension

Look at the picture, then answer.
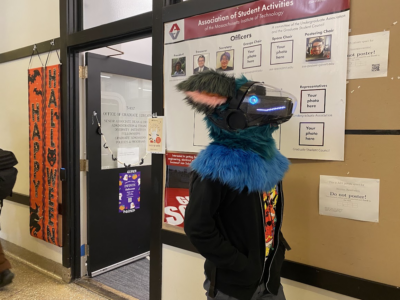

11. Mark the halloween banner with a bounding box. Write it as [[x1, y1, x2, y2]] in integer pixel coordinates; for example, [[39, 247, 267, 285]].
[[29, 64, 61, 246], [28, 67, 45, 240], [164, 152, 196, 227], [163, 0, 350, 161], [43, 64, 61, 246]]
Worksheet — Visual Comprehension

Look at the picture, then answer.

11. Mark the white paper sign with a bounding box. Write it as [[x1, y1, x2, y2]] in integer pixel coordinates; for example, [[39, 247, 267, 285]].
[[147, 117, 166, 154], [319, 175, 380, 222], [117, 147, 140, 168], [347, 31, 390, 79]]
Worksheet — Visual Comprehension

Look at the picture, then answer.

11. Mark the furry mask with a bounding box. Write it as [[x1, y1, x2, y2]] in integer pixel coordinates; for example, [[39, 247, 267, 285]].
[[176, 70, 290, 192]]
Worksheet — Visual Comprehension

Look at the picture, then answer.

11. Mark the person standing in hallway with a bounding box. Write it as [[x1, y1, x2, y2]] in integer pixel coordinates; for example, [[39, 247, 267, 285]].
[[0, 149, 18, 288], [177, 71, 295, 300]]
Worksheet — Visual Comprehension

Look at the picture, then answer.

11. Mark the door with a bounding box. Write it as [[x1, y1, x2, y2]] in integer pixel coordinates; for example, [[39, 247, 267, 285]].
[[85, 53, 152, 276]]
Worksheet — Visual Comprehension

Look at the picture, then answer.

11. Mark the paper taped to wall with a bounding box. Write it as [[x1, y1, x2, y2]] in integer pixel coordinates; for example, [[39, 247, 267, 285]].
[[347, 31, 390, 79], [319, 175, 380, 222]]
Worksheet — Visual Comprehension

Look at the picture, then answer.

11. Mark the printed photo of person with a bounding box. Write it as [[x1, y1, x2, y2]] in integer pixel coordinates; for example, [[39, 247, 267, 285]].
[[216, 50, 234, 71], [193, 54, 210, 74], [171, 57, 186, 77], [306, 35, 332, 61]]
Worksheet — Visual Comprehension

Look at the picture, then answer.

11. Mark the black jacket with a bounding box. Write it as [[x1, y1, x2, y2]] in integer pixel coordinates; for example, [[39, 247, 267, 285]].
[[184, 172, 289, 300]]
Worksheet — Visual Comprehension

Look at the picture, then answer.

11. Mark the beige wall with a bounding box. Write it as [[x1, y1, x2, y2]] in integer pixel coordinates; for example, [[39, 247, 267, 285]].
[[0, 1, 61, 263], [0, 0, 59, 53], [162, 245, 359, 300]]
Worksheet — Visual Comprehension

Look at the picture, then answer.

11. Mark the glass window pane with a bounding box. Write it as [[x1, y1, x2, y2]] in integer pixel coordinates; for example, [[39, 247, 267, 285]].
[[100, 72, 152, 169], [83, 0, 152, 30]]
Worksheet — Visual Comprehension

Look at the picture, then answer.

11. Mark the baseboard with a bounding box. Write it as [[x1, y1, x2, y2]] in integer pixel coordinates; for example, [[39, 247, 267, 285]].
[[161, 229, 400, 300], [5, 192, 29, 206], [0, 238, 71, 282]]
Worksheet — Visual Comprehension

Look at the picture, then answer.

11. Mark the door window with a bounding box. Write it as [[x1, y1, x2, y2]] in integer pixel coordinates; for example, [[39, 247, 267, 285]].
[[100, 73, 152, 169]]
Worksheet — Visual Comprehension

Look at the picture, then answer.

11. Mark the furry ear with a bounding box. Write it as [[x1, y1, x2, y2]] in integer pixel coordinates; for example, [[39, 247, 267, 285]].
[[176, 70, 236, 113]]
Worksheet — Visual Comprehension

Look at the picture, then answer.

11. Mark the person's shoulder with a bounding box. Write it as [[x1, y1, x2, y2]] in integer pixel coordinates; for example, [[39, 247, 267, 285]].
[[191, 171, 225, 190], [204, 66, 209, 70]]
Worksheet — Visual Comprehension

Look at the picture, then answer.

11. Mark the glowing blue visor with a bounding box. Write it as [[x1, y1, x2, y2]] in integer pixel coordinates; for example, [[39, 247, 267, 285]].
[[239, 83, 297, 125]]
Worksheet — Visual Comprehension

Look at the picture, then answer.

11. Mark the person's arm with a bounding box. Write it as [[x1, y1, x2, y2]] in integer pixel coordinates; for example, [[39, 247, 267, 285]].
[[184, 173, 248, 272]]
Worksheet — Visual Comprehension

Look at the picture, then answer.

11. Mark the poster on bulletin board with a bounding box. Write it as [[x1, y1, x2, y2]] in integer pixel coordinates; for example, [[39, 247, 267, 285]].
[[164, 0, 350, 161], [164, 152, 197, 227]]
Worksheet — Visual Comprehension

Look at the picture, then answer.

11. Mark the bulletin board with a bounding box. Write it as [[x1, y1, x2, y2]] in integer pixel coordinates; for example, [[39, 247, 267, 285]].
[[162, 0, 400, 289], [282, 0, 400, 287]]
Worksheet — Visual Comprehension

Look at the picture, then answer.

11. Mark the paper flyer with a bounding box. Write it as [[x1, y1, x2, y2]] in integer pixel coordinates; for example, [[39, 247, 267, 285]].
[[347, 31, 390, 80], [319, 175, 380, 222], [119, 171, 141, 213], [164, 152, 197, 227], [147, 117, 165, 154], [117, 147, 140, 168]]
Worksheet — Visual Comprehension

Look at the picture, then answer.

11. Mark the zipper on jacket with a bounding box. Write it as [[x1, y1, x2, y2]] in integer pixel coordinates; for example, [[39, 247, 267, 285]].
[[258, 192, 266, 284], [265, 183, 284, 293]]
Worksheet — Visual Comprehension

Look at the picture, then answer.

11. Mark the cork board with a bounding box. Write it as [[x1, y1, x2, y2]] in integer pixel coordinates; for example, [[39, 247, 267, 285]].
[[345, 0, 400, 130], [283, 135, 400, 286], [283, 0, 400, 286]]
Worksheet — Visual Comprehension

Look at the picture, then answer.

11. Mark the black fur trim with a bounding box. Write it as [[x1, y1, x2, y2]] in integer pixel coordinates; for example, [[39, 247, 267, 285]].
[[176, 70, 236, 113]]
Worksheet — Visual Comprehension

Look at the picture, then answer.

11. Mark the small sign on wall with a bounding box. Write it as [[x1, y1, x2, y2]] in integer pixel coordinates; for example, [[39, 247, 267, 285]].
[[319, 175, 380, 222], [147, 117, 165, 154], [347, 31, 390, 79]]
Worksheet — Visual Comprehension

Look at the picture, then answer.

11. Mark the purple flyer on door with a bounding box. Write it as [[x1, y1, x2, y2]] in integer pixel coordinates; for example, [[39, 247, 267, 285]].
[[119, 171, 140, 213]]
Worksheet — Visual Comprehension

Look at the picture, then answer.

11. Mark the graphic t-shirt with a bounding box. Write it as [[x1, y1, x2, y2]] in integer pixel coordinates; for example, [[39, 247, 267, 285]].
[[263, 185, 278, 258]]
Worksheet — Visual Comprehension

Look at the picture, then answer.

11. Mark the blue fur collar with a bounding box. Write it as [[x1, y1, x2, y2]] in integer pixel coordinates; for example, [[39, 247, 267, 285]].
[[191, 143, 289, 193]]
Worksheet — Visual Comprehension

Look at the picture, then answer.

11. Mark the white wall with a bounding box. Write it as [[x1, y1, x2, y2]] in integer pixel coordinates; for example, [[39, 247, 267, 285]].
[[83, 0, 152, 29], [0, 1, 62, 263], [0, 201, 62, 263], [162, 245, 360, 300], [0, 0, 59, 53], [88, 37, 152, 66]]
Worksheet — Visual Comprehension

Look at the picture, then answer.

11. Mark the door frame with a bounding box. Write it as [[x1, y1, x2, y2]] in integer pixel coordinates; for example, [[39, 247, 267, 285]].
[[84, 52, 152, 276], [59, 0, 154, 281]]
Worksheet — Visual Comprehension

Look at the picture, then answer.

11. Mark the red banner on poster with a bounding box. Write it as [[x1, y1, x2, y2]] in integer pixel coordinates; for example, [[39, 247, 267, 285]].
[[43, 64, 61, 246], [28, 65, 61, 246], [28, 67, 45, 240], [164, 188, 190, 228], [166, 152, 196, 167], [165, 0, 350, 43], [164, 153, 196, 227]]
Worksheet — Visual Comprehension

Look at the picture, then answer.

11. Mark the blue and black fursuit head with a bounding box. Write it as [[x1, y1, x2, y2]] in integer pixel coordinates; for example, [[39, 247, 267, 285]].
[[176, 70, 289, 193]]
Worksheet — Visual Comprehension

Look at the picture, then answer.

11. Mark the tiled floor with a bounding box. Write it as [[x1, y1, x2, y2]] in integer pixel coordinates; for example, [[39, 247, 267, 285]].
[[0, 256, 107, 300]]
